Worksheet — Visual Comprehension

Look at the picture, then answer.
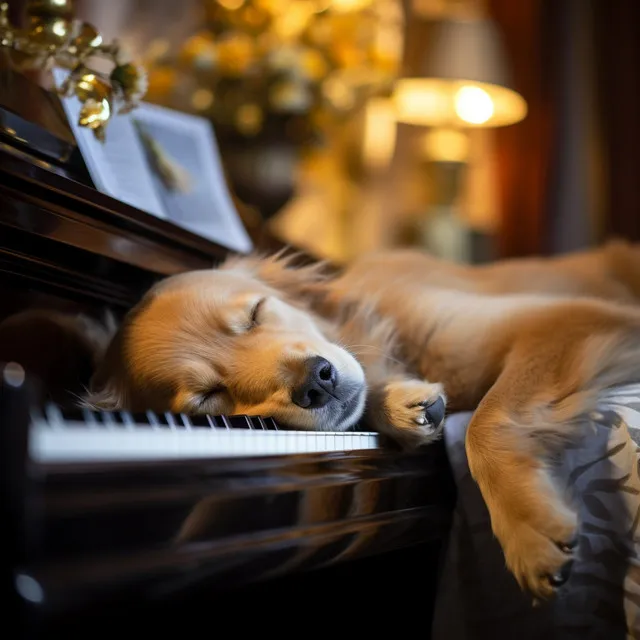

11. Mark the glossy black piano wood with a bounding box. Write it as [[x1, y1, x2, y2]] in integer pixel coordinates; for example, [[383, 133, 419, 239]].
[[4, 372, 455, 635]]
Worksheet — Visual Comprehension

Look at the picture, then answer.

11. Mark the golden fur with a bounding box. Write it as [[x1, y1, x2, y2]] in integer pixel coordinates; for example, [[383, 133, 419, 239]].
[[87, 238, 640, 599]]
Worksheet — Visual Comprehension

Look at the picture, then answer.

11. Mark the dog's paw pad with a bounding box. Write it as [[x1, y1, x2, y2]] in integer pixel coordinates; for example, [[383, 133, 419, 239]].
[[502, 521, 578, 599], [415, 396, 446, 428], [382, 379, 446, 447], [548, 559, 574, 587]]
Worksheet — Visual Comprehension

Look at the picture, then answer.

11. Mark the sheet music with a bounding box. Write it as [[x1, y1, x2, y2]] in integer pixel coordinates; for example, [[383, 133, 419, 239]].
[[54, 70, 253, 254], [133, 103, 253, 254], [53, 69, 166, 219]]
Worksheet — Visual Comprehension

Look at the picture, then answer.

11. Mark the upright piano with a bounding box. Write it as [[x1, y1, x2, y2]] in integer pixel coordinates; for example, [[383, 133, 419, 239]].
[[0, 138, 455, 637]]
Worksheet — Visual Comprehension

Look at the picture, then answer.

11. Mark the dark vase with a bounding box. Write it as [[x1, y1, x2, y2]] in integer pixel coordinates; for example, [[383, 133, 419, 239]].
[[220, 134, 299, 222]]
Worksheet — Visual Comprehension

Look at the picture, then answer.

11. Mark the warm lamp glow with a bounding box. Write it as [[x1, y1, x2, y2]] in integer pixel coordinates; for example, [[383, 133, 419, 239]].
[[393, 79, 527, 128], [218, 0, 245, 9], [362, 97, 397, 169], [393, 17, 528, 129], [421, 127, 469, 162], [454, 85, 493, 125], [330, 0, 373, 12]]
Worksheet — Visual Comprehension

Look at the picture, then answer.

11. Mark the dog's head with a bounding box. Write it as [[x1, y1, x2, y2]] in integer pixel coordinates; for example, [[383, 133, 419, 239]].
[[86, 255, 367, 431]]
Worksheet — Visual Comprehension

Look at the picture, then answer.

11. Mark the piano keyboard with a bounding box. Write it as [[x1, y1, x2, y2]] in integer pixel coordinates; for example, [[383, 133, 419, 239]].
[[30, 405, 380, 463]]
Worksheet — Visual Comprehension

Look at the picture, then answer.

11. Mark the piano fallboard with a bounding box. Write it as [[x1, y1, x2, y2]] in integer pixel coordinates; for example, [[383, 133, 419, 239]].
[[4, 371, 455, 622]]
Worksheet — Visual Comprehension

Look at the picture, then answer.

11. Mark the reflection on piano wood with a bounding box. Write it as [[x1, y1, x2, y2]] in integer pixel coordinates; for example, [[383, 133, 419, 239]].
[[4, 369, 454, 625]]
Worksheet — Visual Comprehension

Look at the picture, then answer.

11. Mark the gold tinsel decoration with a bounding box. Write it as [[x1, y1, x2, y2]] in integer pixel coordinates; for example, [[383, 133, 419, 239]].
[[0, 0, 148, 141]]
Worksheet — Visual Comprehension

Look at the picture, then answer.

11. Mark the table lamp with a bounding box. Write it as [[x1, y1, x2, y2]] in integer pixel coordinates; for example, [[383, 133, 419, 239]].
[[393, 11, 527, 262], [393, 14, 527, 129]]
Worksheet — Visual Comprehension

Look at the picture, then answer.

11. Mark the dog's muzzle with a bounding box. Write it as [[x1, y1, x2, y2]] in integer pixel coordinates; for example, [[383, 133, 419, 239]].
[[291, 356, 337, 409]]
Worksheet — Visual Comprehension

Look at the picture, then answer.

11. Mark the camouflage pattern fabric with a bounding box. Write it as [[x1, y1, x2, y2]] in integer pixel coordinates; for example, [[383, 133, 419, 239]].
[[432, 385, 640, 640]]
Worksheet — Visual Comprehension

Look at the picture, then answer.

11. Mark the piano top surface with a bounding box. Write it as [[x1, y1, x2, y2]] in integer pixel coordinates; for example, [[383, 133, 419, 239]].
[[0, 141, 233, 308]]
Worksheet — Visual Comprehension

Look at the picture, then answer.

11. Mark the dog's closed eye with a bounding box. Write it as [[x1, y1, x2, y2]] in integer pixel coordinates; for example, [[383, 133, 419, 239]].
[[249, 297, 266, 329], [199, 385, 227, 407]]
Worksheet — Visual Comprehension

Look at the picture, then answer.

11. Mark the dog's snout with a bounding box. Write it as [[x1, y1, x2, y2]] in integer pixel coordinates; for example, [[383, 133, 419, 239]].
[[291, 356, 337, 409]]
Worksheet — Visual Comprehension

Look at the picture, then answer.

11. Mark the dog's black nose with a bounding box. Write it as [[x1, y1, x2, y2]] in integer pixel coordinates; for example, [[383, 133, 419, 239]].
[[291, 356, 337, 409], [425, 396, 446, 426]]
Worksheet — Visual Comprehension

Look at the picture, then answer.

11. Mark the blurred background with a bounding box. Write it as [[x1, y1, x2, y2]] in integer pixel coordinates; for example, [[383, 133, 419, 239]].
[[64, 0, 640, 265]]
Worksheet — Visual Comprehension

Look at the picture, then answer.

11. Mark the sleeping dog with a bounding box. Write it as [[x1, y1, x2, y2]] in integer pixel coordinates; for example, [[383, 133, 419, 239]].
[[85, 239, 640, 599]]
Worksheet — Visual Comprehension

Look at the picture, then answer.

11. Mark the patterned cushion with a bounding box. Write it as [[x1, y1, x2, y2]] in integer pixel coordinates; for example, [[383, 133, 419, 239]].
[[600, 384, 640, 445], [432, 385, 640, 639]]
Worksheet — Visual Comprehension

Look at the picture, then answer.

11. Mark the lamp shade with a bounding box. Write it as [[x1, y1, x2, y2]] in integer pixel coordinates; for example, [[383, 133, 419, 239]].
[[393, 17, 527, 128]]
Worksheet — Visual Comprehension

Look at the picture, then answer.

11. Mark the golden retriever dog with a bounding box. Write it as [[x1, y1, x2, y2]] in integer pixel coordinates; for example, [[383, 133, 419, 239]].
[[86, 238, 640, 600]]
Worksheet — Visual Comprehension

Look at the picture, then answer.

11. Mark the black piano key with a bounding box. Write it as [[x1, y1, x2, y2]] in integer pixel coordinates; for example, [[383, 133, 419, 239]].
[[163, 413, 185, 429], [81, 407, 98, 426], [45, 404, 283, 432], [228, 415, 254, 430], [118, 411, 136, 428], [188, 415, 214, 428], [219, 414, 233, 429], [99, 411, 116, 427], [49, 406, 95, 428], [125, 411, 160, 429], [152, 412, 170, 427], [261, 417, 279, 430], [206, 415, 222, 429]]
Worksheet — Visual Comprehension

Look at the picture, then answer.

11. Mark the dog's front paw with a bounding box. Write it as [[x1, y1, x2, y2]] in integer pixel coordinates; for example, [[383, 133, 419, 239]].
[[381, 379, 446, 448]]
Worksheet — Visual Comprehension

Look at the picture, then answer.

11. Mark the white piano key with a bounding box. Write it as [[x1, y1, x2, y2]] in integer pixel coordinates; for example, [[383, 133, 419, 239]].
[[30, 418, 379, 463], [82, 407, 98, 427], [120, 411, 135, 429], [45, 403, 64, 429], [101, 412, 116, 428], [146, 411, 160, 429]]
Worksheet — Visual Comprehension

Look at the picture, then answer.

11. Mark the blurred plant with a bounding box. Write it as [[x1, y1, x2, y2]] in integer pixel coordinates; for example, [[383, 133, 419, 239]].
[[0, 0, 147, 141], [143, 0, 403, 148]]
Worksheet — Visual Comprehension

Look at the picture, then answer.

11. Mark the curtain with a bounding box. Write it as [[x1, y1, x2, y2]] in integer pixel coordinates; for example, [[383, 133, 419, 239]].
[[593, 0, 640, 242], [488, 0, 556, 257], [490, 0, 640, 257]]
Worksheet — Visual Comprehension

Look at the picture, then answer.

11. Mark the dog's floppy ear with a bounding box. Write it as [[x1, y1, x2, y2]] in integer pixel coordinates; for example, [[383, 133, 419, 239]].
[[223, 249, 332, 304], [82, 294, 164, 411], [82, 326, 130, 410]]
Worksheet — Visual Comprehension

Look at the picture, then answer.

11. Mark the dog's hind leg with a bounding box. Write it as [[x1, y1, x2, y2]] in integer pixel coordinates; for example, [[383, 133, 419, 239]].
[[465, 307, 640, 599]]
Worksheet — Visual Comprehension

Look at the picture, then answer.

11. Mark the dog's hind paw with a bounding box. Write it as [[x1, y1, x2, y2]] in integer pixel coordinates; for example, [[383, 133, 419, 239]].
[[500, 516, 578, 599]]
